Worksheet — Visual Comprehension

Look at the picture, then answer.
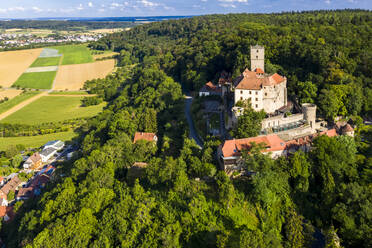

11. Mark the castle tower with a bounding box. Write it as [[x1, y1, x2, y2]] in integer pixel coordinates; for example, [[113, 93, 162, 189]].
[[250, 45, 265, 72], [302, 103, 317, 130]]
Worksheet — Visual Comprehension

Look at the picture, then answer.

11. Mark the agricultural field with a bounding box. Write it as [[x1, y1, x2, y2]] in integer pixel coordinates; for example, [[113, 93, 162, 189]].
[[30, 57, 61, 67], [1, 96, 106, 125], [0, 91, 40, 114], [0, 48, 42, 87], [0, 89, 23, 100], [49, 91, 89, 95], [54, 59, 115, 91], [93, 51, 119, 60], [52, 45, 93, 65], [13, 71, 56, 89], [0, 131, 77, 151]]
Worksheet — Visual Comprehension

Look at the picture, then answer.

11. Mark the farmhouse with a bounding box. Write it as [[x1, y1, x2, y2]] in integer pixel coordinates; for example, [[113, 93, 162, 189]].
[[40, 148, 57, 162], [233, 45, 287, 114], [43, 140, 64, 150], [0, 176, 21, 199], [133, 132, 158, 143], [23, 152, 42, 170]]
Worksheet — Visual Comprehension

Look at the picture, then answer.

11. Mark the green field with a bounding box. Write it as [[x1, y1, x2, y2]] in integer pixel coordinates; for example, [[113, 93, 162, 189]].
[[0, 131, 77, 151], [13, 71, 56, 89], [49, 91, 89, 95], [1, 96, 106, 125], [52, 45, 93, 65], [0, 91, 40, 114], [30, 57, 61, 67]]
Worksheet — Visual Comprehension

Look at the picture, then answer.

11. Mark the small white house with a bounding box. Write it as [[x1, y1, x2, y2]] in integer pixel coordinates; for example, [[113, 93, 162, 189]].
[[40, 148, 57, 162]]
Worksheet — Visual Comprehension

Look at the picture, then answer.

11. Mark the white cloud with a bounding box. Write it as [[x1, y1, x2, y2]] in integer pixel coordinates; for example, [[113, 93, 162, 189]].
[[32, 7, 42, 13], [88, 2, 93, 8], [138, 0, 159, 8], [76, 4, 84, 11], [325, 0, 331, 4]]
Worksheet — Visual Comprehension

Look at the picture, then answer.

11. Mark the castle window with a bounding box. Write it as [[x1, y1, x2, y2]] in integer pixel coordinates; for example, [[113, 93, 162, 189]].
[[240, 97, 243, 100], [240, 90, 243, 94], [257, 50, 259, 53], [256, 98, 258, 101], [265, 93, 267, 96], [249, 91, 251, 95], [255, 104, 258, 108], [256, 91, 258, 95], [256, 56, 258, 59]]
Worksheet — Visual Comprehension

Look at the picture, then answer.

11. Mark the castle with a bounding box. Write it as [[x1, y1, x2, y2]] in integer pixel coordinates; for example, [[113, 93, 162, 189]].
[[233, 45, 287, 114]]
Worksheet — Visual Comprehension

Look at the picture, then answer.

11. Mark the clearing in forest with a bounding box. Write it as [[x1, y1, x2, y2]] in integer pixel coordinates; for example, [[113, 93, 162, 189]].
[[0, 96, 106, 125], [12, 71, 57, 89], [54, 59, 115, 91], [52, 45, 94, 65], [0, 48, 42, 87]]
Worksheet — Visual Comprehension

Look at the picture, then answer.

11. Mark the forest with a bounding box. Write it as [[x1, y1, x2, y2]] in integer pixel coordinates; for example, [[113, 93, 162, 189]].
[[1, 10, 371, 248]]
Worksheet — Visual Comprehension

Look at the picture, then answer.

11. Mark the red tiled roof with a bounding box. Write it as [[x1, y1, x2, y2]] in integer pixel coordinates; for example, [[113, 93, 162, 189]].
[[200, 81, 222, 93], [285, 129, 338, 148], [236, 69, 285, 90], [0, 176, 21, 196], [17, 187, 34, 199], [254, 68, 264, 74], [30, 174, 50, 188], [0, 206, 5, 217], [342, 124, 354, 132], [222, 134, 286, 157], [133, 132, 157, 143]]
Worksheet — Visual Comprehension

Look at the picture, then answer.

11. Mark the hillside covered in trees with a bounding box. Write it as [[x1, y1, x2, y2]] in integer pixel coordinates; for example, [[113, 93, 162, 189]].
[[1, 10, 371, 247]]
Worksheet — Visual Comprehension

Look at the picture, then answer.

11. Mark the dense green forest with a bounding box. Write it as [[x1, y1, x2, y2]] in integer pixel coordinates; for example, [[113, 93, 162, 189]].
[[1, 10, 371, 247]]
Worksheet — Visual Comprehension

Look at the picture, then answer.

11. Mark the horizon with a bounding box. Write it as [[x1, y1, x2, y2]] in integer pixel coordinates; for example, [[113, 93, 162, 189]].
[[0, 0, 371, 19]]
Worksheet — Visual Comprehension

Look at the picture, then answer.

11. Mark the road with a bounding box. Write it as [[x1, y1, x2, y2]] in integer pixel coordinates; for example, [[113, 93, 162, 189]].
[[184, 94, 203, 148]]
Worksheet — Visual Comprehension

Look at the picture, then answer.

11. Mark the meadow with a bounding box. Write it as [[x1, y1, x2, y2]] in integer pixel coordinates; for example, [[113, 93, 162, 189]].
[[52, 45, 93, 65], [49, 91, 89, 95], [30, 56, 61, 67], [0, 131, 77, 151], [1, 96, 106, 125], [0, 91, 40, 114], [13, 71, 56, 89]]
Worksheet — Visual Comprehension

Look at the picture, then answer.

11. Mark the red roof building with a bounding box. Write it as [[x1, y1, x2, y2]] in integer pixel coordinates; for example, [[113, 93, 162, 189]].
[[133, 132, 158, 143]]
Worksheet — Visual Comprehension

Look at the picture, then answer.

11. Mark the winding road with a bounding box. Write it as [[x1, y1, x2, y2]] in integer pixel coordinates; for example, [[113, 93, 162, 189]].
[[184, 93, 203, 148]]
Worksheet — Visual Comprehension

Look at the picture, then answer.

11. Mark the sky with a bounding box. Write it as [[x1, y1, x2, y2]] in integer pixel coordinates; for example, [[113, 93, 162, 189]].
[[0, 0, 370, 18]]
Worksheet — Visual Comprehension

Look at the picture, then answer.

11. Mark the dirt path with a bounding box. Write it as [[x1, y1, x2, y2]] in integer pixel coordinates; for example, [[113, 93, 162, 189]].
[[0, 91, 48, 121], [47, 94, 97, 97]]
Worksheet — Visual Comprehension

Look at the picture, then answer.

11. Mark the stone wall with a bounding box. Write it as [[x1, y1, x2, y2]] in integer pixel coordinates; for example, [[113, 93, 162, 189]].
[[262, 113, 304, 129]]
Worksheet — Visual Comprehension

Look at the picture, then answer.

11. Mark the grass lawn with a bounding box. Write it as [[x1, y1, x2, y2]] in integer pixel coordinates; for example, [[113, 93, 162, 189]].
[[52, 45, 93, 65], [0, 91, 40, 114], [0, 131, 77, 151], [49, 91, 89, 95], [13, 71, 56, 89], [30, 57, 61, 67], [1, 96, 106, 125]]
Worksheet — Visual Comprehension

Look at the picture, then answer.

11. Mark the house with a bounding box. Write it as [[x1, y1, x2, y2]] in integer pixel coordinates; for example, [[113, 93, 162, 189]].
[[233, 46, 287, 114], [133, 132, 158, 143], [0, 206, 14, 222], [43, 140, 65, 150], [0, 197, 8, 206], [16, 187, 34, 201], [218, 134, 287, 173], [0, 176, 21, 199], [199, 81, 222, 97], [30, 174, 50, 189], [40, 148, 57, 162], [23, 152, 42, 170], [0, 177, 5, 187]]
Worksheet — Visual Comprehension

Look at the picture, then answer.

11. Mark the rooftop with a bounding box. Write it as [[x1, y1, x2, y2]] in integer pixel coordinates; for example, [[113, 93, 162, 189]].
[[222, 134, 286, 158], [235, 69, 286, 90], [133, 132, 157, 143]]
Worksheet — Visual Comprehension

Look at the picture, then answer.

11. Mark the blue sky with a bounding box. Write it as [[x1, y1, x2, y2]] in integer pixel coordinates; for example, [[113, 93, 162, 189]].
[[0, 0, 370, 18]]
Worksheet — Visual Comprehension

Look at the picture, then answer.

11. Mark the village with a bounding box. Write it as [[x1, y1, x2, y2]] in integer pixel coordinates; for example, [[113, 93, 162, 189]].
[[0, 139, 75, 222], [0, 32, 103, 49], [196, 45, 355, 176]]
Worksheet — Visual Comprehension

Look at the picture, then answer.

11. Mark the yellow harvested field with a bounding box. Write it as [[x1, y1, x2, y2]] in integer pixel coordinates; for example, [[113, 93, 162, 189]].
[[54, 59, 115, 91], [93, 52, 119, 60], [90, 28, 123, 34], [0, 48, 43, 87], [0, 89, 23, 100]]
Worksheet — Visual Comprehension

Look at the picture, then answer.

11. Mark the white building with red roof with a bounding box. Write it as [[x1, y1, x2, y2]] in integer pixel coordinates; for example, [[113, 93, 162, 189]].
[[233, 46, 287, 113], [133, 132, 158, 143]]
